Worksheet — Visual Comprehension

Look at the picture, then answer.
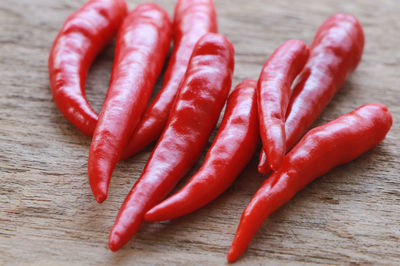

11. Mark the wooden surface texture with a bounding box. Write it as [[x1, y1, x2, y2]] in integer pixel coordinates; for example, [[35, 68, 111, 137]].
[[1, 0, 399, 264]]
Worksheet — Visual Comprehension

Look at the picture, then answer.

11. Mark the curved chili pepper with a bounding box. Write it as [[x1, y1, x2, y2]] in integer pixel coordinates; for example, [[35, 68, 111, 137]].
[[88, 4, 172, 203], [48, 0, 127, 136], [109, 33, 235, 251], [258, 13, 365, 174], [228, 103, 392, 262], [257, 40, 309, 171], [119, 0, 217, 160], [145, 79, 259, 222]]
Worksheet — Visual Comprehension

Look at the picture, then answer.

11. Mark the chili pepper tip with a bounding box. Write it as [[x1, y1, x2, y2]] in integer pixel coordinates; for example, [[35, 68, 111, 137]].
[[144, 209, 157, 222], [257, 152, 271, 175], [90, 181, 108, 203], [257, 165, 271, 176], [226, 247, 240, 263], [144, 206, 170, 222], [95, 193, 107, 204], [108, 232, 123, 252]]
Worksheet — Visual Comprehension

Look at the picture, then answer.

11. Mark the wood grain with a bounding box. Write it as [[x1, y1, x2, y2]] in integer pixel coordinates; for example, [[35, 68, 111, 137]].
[[1, 0, 399, 264]]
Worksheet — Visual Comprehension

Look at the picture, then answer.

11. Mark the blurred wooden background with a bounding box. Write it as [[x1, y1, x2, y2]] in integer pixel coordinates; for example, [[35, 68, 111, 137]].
[[1, 0, 399, 264]]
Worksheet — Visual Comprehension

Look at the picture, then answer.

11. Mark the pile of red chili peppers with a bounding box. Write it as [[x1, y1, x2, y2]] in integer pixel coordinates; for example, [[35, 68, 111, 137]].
[[49, 0, 393, 262]]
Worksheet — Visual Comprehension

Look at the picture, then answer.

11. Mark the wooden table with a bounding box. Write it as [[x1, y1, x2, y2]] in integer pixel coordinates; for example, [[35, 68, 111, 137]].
[[1, 0, 399, 264]]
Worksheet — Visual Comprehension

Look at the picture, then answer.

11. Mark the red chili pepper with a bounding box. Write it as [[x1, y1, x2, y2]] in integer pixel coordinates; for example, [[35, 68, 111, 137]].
[[228, 103, 392, 262], [258, 13, 365, 174], [145, 79, 259, 222], [88, 4, 172, 203], [257, 40, 309, 171], [119, 0, 217, 160], [48, 0, 127, 136], [108, 33, 235, 251]]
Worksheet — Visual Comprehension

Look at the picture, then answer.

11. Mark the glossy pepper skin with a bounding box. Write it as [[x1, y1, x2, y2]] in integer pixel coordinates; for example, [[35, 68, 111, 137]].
[[258, 13, 365, 174], [109, 33, 235, 251], [145, 79, 259, 222], [257, 40, 309, 171], [48, 0, 127, 136], [119, 0, 218, 160], [88, 4, 172, 203], [228, 103, 393, 263]]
